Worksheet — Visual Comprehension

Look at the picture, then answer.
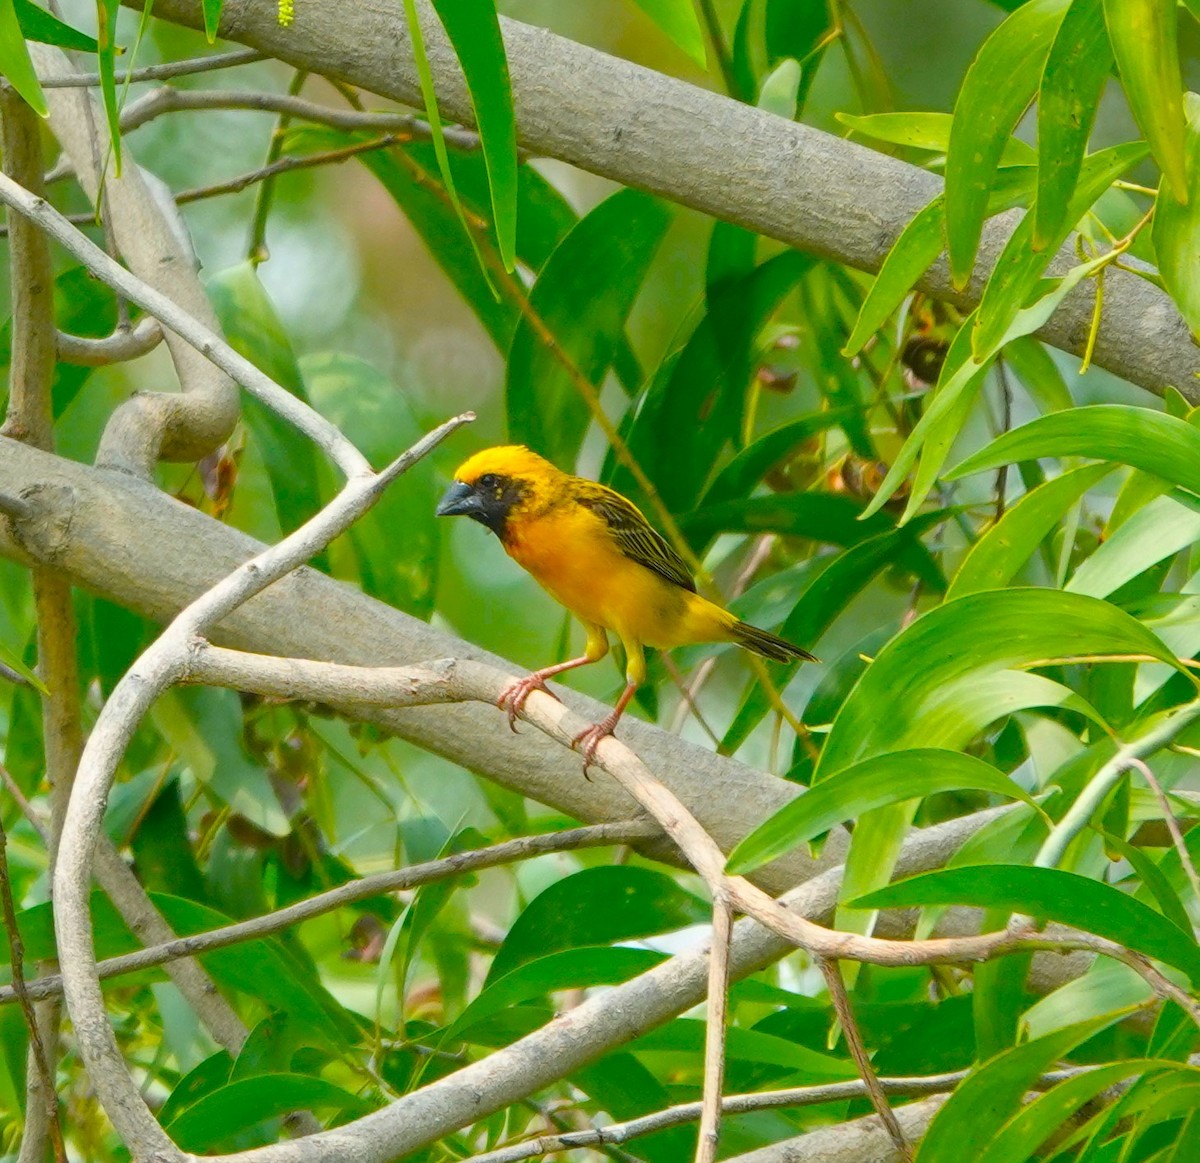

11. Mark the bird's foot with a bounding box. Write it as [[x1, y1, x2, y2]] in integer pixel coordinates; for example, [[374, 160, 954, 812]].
[[497, 673, 559, 732], [572, 713, 620, 775]]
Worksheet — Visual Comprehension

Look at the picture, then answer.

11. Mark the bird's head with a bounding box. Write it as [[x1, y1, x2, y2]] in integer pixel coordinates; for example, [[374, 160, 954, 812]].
[[435, 445, 561, 536]]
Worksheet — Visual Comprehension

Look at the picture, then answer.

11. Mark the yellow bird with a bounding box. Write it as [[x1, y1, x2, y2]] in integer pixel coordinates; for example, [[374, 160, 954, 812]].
[[436, 446, 815, 766]]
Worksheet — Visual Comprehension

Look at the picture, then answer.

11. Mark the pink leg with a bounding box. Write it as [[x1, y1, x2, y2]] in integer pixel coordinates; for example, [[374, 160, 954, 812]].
[[573, 680, 638, 773], [498, 654, 596, 732]]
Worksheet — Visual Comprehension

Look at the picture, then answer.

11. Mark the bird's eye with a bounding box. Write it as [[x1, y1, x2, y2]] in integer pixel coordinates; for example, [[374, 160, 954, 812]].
[[479, 473, 500, 490]]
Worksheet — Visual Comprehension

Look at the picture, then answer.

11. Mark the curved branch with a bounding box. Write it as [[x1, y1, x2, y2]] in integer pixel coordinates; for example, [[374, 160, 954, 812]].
[[0, 171, 370, 479], [56, 317, 164, 367], [138, 0, 1200, 398], [30, 44, 240, 476]]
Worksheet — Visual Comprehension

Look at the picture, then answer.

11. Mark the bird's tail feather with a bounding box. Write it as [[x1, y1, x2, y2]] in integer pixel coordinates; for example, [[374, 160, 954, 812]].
[[729, 620, 817, 664]]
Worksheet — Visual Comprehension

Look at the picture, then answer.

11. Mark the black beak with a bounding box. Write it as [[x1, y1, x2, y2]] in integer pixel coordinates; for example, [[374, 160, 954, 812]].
[[436, 479, 484, 518]]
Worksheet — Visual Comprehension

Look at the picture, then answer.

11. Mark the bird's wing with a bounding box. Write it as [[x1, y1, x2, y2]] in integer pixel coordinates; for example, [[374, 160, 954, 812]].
[[575, 483, 696, 593]]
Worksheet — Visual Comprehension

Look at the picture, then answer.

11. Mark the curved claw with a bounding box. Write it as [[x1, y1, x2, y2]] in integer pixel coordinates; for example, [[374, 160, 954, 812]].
[[572, 715, 619, 775], [497, 674, 558, 732]]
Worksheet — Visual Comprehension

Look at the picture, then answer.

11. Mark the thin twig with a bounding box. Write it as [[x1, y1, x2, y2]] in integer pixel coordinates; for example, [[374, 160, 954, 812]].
[[0, 818, 65, 1161], [819, 958, 910, 1161], [174, 134, 410, 205], [1128, 757, 1200, 906], [696, 889, 733, 1163], [56, 317, 163, 366], [247, 69, 308, 265], [0, 821, 656, 1007], [456, 1068, 1090, 1163], [1035, 701, 1200, 871], [0, 169, 371, 478], [40, 48, 265, 88], [117, 84, 480, 146]]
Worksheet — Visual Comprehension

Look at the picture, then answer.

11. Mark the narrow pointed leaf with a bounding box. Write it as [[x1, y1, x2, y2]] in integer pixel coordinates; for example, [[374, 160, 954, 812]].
[[912, 1014, 1138, 1163], [975, 142, 1148, 359], [947, 463, 1114, 599], [947, 404, 1200, 495], [845, 169, 1037, 359], [1153, 93, 1200, 339], [700, 408, 856, 506], [854, 865, 1200, 982], [0, 0, 45, 115], [1067, 492, 1200, 598], [818, 587, 1174, 778], [728, 750, 1038, 875], [629, 0, 706, 66], [945, 0, 1070, 285], [839, 110, 1035, 163], [1035, 0, 1112, 246], [506, 188, 670, 469], [429, 0, 519, 270], [14, 0, 98, 51], [201, 0, 222, 41], [1103, 0, 1188, 202]]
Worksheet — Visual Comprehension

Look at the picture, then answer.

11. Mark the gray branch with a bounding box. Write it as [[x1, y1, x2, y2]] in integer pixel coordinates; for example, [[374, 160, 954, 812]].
[[137, 0, 1200, 398], [29, 44, 240, 476]]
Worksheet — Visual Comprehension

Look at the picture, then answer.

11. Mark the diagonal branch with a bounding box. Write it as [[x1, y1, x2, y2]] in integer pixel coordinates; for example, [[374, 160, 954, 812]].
[[138, 0, 1200, 399]]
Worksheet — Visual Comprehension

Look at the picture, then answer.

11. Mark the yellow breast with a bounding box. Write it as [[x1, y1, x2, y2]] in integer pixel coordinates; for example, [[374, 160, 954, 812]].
[[501, 505, 730, 650]]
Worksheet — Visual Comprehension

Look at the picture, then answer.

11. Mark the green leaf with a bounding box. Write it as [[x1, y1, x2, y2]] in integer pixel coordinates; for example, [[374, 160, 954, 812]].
[[166, 1074, 370, 1149], [978, 1061, 1172, 1163], [628, 0, 706, 66], [947, 404, 1200, 496], [96, 0, 120, 168], [635, 1016, 858, 1078], [1003, 335, 1073, 413], [206, 264, 326, 546], [944, 0, 1070, 286], [14, 0, 98, 51], [1103, 0, 1188, 202], [445, 947, 665, 1041], [866, 249, 1111, 522], [615, 250, 815, 514], [728, 750, 1039, 875], [506, 188, 670, 469], [838, 111, 1035, 164], [1067, 493, 1200, 598], [946, 463, 1114, 599], [700, 409, 855, 507], [914, 1013, 1129, 1163], [718, 517, 951, 755], [400, 0, 494, 288], [202, 0, 222, 42], [843, 196, 944, 359], [487, 866, 708, 984], [1035, 0, 1113, 246], [819, 588, 1173, 779], [302, 352, 440, 616], [0, 635, 46, 693], [1153, 93, 1200, 340], [758, 57, 801, 118], [974, 142, 1148, 359], [844, 169, 1037, 359], [429, 0, 519, 270], [0, 0, 46, 115], [855, 865, 1200, 982]]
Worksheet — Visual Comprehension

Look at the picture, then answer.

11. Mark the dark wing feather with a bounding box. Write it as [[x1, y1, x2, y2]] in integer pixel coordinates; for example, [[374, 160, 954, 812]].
[[575, 483, 696, 593]]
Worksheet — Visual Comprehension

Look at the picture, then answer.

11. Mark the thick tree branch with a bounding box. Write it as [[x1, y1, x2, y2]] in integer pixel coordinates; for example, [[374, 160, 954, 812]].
[[139, 0, 1200, 398], [0, 434, 842, 895]]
